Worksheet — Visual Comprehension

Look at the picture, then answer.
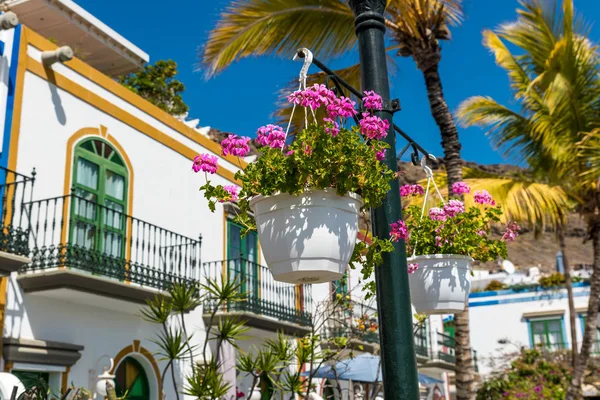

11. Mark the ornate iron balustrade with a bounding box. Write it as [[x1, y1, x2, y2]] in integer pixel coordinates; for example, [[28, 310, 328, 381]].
[[201, 258, 312, 327], [20, 194, 201, 291], [0, 167, 35, 256], [437, 331, 457, 364], [323, 300, 429, 356]]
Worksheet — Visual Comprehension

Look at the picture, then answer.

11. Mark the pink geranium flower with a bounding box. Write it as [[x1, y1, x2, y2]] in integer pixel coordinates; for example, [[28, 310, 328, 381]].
[[390, 220, 408, 242], [192, 154, 218, 174]]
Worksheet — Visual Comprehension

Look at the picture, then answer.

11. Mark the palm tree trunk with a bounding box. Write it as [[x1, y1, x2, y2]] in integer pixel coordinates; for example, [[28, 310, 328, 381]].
[[421, 62, 473, 399], [566, 218, 600, 400], [421, 63, 463, 185], [559, 226, 578, 366]]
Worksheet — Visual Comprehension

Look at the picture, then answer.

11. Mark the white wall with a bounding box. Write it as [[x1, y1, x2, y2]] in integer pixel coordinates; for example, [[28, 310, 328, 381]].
[[467, 285, 591, 376]]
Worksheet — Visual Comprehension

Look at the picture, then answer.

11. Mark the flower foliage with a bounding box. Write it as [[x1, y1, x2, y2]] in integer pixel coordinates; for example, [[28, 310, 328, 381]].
[[477, 350, 571, 400], [195, 86, 395, 292], [401, 182, 511, 261]]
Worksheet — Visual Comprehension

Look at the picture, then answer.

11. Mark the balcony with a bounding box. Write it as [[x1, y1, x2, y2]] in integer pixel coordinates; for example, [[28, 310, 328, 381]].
[[0, 167, 36, 275], [16, 194, 201, 310], [322, 300, 430, 360], [201, 258, 312, 336], [421, 332, 479, 373]]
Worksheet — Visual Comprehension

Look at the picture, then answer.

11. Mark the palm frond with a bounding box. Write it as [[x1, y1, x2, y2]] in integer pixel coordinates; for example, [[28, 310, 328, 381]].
[[415, 169, 574, 230], [200, 0, 355, 77]]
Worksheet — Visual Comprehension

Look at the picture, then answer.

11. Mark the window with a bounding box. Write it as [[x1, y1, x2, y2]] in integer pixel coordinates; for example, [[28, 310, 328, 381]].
[[529, 319, 565, 350], [331, 274, 348, 301], [115, 357, 150, 400], [443, 320, 455, 339], [70, 138, 128, 259], [227, 219, 258, 297]]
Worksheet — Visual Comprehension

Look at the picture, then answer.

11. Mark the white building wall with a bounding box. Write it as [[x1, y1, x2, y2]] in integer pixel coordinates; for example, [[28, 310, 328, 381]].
[[466, 284, 591, 376]]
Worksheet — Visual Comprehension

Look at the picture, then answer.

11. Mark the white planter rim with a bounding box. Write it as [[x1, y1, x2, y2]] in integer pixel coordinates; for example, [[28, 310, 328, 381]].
[[408, 254, 474, 263], [249, 188, 363, 209]]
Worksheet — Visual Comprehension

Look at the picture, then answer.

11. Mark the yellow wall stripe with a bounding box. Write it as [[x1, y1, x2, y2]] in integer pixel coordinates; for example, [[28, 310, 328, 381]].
[[24, 27, 248, 172], [26, 58, 240, 185]]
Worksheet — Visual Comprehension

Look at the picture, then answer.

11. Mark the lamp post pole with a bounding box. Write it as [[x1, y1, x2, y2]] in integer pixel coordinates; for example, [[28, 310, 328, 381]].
[[348, 1, 420, 398]]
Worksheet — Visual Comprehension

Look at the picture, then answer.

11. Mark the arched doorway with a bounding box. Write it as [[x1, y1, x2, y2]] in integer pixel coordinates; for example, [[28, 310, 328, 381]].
[[114, 357, 150, 400]]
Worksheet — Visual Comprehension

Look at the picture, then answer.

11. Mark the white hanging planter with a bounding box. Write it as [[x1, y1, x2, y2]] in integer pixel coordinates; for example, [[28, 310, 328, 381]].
[[407, 254, 473, 315], [249, 189, 363, 284]]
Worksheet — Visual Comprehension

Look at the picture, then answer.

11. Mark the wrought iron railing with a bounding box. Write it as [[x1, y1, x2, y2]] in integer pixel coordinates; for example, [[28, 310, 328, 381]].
[[20, 194, 201, 291], [323, 300, 429, 356], [0, 167, 35, 256], [323, 300, 379, 343], [437, 331, 456, 363], [201, 258, 312, 326]]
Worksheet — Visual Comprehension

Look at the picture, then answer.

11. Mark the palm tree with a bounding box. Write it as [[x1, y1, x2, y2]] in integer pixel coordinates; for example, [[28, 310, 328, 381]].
[[201, 1, 475, 396], [457, 1, 600, 397]]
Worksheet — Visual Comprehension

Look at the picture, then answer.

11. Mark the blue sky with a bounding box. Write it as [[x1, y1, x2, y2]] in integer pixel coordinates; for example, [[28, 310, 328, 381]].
[[76, 0, 600, 165]]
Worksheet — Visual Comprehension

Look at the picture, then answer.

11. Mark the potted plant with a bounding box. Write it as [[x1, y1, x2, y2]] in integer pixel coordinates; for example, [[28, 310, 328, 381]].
[[193, 85, 394, 284], [397, 182, 518, 314]]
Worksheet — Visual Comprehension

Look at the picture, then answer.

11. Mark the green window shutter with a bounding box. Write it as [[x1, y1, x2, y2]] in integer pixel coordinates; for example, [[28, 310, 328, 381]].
[[70, 138, 128, 260], [529, 319, 565, 350]]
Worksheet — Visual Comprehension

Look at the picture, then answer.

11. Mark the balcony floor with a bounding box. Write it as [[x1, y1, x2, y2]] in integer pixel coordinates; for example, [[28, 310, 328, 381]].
[[17, 269, 170, 313]]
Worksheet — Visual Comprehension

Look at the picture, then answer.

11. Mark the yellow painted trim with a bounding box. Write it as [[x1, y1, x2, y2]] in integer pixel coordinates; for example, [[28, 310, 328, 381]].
[[4, 361, 13, 372], [6, 27, 28, 175], [23, 27, 247, 172], [111, 342, 163, 399], [0, 28, 27, 365], [62, 127, 135, 264], [26, 58, 240, 185], [61, 366, 70, 393]]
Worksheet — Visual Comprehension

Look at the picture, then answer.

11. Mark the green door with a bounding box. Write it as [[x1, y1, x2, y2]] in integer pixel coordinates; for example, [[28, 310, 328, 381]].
[[227, 220, 258, 305], [70, 139, 128, 270], [115, 357, 150, 400]]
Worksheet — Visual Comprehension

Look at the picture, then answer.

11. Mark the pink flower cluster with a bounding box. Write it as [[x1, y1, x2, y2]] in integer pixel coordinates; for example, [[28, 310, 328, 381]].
[[327, 96, 358, 119], [429, 207, 447, 221], [221, 135, 251, 157], [474, 189, 496, 206], [192, 154, 218, 174], [436, 236, 451, 247], [400, 184, 425, 197], [390, 220, 408, 242], [256, 124, 286, 149], [221, 185, 239, 202], [323, 118, 340, 137], [375, 149, 386, 161], [502, 221, 520, 242], [359, 113, 390, 140], [363, 90, 383, 111], [452, 181, 471, 195], [288, 84, 336, 109], [443, 199, 465, 217], [408, 263, 419, 274]]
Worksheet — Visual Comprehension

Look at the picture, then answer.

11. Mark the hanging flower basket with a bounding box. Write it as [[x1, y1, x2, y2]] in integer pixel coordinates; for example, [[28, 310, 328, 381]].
[[395, 177, 519, 315], [193, 58, 395, 285], [250, 189, 362, 284], [407, 254, 473, 314]]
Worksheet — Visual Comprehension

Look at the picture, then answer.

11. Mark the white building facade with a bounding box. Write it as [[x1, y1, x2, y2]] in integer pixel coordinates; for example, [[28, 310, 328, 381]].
[[0, 1, 492, 399]]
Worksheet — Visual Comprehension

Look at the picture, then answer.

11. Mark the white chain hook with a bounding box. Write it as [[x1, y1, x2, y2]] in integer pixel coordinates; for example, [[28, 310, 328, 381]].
[[293, 48, 314, 90]]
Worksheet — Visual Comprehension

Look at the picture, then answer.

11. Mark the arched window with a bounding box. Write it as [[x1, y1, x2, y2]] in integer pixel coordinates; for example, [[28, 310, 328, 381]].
[[115, 357, 150, 400], [70, 138, 129, 258]]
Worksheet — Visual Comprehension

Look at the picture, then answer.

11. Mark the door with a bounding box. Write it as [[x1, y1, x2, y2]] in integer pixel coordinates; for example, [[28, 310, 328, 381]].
[[227, 220, 258, 305], [115, 357, 150, 400], [69, 139, 128, 269]]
